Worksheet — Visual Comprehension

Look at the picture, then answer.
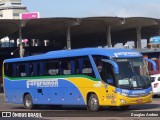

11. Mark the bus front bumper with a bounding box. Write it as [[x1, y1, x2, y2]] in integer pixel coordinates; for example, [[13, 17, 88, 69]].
[[115, 93, 153, 106]]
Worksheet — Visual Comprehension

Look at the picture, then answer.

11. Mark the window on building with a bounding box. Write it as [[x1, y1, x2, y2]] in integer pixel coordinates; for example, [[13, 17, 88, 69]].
[[13, 13, 19, 16]]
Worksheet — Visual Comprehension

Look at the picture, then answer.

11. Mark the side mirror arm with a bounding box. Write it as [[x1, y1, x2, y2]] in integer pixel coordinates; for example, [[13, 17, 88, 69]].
[[101, 59, 119, 74], [144, 58, 157, 71]]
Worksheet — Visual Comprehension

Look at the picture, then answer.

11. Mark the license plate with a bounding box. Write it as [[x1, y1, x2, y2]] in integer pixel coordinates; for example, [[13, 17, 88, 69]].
[[136, 99, 143, 103]]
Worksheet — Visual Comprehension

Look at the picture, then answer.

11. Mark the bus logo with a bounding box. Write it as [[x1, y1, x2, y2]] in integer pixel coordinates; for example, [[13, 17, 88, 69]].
[[26, 79, 58, 88], [114, 52, 140, 57]]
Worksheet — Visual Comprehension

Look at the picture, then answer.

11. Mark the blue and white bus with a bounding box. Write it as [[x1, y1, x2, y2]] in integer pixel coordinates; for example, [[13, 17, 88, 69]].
[[3, 48, 156, 111]]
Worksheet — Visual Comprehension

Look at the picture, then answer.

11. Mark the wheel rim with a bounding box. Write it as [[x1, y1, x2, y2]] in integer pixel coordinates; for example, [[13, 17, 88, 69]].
[[25, 98, 31, 107], [90, 97, 98, 108]]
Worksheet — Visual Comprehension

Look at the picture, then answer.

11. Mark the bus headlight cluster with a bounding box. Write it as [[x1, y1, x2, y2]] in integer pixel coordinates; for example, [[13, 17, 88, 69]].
[[116, 91, 128, 97], [120, 93, 128, 97], [120, 99, 126, 103]]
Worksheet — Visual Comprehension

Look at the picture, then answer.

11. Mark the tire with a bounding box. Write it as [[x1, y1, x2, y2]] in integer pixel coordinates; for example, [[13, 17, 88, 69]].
[[87, 93, 100, 112], [24, 94, 34, 109]]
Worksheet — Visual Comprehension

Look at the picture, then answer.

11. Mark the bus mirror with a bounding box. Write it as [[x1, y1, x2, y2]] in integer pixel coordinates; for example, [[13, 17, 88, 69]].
[[101, 59, 119, 74], [144, 58, 157, 71]]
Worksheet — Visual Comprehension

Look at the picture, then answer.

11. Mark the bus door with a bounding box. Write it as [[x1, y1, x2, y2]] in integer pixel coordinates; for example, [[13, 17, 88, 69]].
[[101, 59, 118, 105]]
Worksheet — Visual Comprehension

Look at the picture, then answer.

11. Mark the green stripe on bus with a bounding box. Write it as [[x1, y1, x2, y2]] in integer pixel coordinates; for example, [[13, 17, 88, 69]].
[[4, 74, 100, 81]]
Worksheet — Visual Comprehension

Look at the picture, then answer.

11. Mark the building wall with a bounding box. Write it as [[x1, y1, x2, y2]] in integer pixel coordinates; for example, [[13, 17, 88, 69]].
[[0, 9, 13, 19], [0, 0, 21, 3], [0, 0, 27, 19]]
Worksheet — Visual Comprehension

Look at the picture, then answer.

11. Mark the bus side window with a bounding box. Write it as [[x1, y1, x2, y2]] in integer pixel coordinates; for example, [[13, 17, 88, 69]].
[[32, 63, 36, 76], [25, 63, 30, 76], [77, 58, 83, 74], [18, 64, 26, 77], [94, 57, 103, 74], [52, 62, 59, 75], [4, 63, 13, 77], [61, 60, 71, 75], [13, 64, 17, 77], [46, 60, 59, 76], [62, 61, 71, 75], [37, 63, 41, 76], [31, 62, 42, 76], [29, 64, 33, 76], [81, 57, 95, 78], [83, 59, 92, 76], [70, 60, 75, 74], [40, 62, 45, 75]]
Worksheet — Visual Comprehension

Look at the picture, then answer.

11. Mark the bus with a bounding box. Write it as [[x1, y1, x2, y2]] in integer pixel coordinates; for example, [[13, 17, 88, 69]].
[[3, 48, 156, 111]]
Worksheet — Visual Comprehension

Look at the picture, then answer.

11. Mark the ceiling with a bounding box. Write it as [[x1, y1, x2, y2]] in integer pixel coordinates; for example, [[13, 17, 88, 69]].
[[0, 17, 160, 48]]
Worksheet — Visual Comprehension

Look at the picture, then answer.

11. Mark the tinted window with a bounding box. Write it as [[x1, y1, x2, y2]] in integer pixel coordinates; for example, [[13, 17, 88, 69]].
[[18, 64, 26, 77], [45, 57, 95, 78], [4, 63, 13, 77], [46, 60, 59, 75], [75, 57, 95, 78], [4, 56, 96, 78], [150, 77, 155, 82]]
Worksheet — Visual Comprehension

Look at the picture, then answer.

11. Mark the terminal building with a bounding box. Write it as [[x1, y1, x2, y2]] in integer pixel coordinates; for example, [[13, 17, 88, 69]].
[[0, 0, 28, 48], [0, 0, 27, 19], [0, 0, 28, 91]]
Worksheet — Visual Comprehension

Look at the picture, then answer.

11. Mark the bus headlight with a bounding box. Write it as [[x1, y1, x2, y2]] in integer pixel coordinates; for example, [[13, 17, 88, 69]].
[[115, 91, 128, 97], [121, 93, 128, 97], [120, 99, 126, 103]]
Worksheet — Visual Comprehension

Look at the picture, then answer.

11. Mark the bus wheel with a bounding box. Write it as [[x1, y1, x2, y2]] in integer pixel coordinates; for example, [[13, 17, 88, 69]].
[[24, 94, 34, 109], [88, 93, 100, 112]]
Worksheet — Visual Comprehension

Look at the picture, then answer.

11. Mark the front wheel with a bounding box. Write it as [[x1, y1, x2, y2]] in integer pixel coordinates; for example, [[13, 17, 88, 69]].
[[24, 94, 34, 109], [87, 93, 100, 112]]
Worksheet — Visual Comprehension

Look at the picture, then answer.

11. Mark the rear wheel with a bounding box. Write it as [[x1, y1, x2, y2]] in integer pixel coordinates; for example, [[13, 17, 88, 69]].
[[24, 94, 34, 109], [87, 93, 100, 112]]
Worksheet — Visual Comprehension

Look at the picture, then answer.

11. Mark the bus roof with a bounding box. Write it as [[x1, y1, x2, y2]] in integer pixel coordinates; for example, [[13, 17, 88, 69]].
[[4, 48, 142, 63]]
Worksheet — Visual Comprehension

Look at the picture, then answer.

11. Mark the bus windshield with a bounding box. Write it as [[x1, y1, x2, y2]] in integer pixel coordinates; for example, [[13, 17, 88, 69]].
[[113, 58, 150, 89]]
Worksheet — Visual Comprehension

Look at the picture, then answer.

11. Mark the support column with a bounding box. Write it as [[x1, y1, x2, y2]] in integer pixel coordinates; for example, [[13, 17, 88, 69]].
[[9, 39, 11, 47], [147, 37, 150, 45], [136, 27, 142, 49], [67, 27, 71, 49], [19, 21, 24, 57], [28, 39, 31, 47], [0, 40, 1, 48], [32, 39, 35, 46], [14, 39, 17, 47], [158, 26, 160, 36], [106, 26, 112, 47]]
